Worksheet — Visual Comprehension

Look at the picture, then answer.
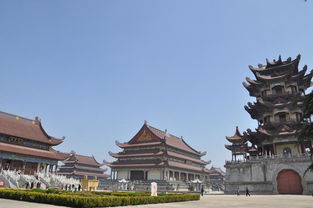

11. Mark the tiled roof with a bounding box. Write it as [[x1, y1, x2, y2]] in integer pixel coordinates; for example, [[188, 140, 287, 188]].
[[0, 111, 63, 145], [116, 141, 162, 148], [57, 171, 109, 178], [0, 142, 67, 160], [109, 151, 164, 158], [64, 154, 101, 166], [167, 151, 208, 165], [59, 165, 107, 172], [146, 125, 200, 155], [167, 161, 203, 172], [107, 162, 164, 168]]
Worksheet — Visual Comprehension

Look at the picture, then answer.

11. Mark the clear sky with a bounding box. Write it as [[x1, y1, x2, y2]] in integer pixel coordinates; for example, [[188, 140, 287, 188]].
[[1, 0, 313, 170]]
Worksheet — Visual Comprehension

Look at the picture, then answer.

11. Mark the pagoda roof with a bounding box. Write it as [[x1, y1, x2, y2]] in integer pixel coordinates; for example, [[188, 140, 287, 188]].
[[117, 122, 202, 156], [245, 98, 304, 119], [59, 164, 107, 172], [109, 151, 164, 158], [225, 127, 246, 144], [116, 141, 162, 148], [57, 171, 109, 178], [63, 153, 102, 167], [224, 144, 247, 153], [106, 162, 165, 168], [108, 150, 208, 165], [0, 111, 64, 146], [167, 161, 204, 172], [248, 146, 257, 152], [248, 55, 300, 75], [243, 55, 313, 96], [167, 151, 210, 165], [0, 141, 67, 160], [207, 167, 225, 175], [244, 128, 268, 145]]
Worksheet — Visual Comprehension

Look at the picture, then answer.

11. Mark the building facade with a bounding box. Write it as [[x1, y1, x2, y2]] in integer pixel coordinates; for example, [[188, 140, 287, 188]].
[[57, 153, 109, 189], [225, 55, 313, 194], [57, 153, 109, 181], [107, 122, 211, 182], [0, 111, 67, 174]]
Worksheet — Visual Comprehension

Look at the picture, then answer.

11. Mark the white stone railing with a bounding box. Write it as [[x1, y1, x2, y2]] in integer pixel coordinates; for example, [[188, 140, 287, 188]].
[[0, 170, 80, 189], [226, 153, 312, 164]]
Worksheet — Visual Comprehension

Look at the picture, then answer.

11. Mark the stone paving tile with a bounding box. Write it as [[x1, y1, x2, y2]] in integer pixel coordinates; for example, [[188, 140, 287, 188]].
[[119, 195, 313, 208], [0, 198, 69, 208], [1, 195, 313, 208]]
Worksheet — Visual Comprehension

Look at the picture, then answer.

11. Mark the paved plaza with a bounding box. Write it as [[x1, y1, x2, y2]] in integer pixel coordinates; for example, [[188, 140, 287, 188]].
[[1, 195, 313, 208]]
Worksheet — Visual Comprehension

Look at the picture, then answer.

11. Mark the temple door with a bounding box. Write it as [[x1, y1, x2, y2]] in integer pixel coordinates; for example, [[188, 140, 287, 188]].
[[277, 169, 303, 194]]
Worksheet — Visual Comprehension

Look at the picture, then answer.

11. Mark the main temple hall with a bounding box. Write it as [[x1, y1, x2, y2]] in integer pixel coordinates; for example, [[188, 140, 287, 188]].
[[0, 111, 67, 174], [107, 122, 211, 182]]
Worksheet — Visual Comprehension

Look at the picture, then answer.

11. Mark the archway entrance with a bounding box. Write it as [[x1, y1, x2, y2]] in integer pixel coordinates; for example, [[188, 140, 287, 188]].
[[277, 169, 303, 194]]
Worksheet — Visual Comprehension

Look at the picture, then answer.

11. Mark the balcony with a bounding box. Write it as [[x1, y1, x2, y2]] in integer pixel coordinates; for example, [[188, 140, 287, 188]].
[[225, 153, 312, 165]]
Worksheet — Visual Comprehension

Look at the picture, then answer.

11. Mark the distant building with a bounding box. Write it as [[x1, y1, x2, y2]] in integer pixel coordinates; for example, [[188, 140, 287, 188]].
[[225, 55, 313, 194], [107, 122, 211, 182], [0, 111, 67, 174], [57, 153, 109, 187], [208, 167, 225, 191]]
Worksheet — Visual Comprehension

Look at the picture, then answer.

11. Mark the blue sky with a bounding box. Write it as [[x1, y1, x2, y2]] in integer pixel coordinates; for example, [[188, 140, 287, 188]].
[[0, 0, 313, 170]]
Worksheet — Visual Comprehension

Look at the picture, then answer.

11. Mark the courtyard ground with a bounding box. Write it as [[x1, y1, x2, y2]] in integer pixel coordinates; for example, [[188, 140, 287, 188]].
[[0, 195, 312, 208]]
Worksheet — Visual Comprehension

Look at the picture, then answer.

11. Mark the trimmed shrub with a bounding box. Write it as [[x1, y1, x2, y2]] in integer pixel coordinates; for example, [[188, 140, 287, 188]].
[[0, 189, 199, 208]]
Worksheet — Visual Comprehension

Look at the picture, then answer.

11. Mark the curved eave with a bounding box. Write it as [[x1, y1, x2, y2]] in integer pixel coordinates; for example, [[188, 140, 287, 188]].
[[107, 162, 164, 168], [0, 142, 66, 161], [116, 141, 162, 148], [57, 171, 110, 178], [255, 73, 289, 82], [246, 77, 262, 85], [48, 137, 64, 145], [226, 138, 246, 144], [109, 151, 164, 158], [167, 151, 207, 165], [167, 161, 205, 173], [265, 54, 300, 69], [244, 106, 260, 119], [180, 138, 201, 156]]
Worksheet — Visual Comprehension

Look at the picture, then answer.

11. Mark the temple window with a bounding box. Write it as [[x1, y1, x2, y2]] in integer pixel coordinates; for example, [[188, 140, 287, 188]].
[[283, 147, 292, 156], [275, 112, 288, 122], [261, 90, 269, 97], [272, 85, 284, 95], [289, 85, 297, 93], [295, 112, 302, 122]]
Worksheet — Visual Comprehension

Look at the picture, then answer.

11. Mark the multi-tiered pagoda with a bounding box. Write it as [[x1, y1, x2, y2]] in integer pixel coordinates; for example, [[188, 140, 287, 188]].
[[225, 55, 313, 195], [107, 122, 211, 182], [242, 54, 313, 156], [0, 111, 67, 174], [57, 153, 109, 180]]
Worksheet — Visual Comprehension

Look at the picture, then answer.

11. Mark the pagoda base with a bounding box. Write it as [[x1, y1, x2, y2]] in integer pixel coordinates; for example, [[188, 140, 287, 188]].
[[224, 154, 313, 195]]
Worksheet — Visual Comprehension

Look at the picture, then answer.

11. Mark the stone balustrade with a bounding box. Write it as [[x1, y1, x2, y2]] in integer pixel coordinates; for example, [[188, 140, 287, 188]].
[[225, 153, 312, 165]]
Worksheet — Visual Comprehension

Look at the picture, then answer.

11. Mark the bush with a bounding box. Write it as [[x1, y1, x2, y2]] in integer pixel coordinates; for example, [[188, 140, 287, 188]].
[[0, 189, 199, 208]]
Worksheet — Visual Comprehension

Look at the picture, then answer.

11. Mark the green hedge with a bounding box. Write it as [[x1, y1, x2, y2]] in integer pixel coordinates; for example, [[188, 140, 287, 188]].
[[0, 189, 199, 208]]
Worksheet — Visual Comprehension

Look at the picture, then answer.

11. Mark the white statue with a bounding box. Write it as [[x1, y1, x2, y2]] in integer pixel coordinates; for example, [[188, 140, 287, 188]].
[[151, 182, 157, 196]]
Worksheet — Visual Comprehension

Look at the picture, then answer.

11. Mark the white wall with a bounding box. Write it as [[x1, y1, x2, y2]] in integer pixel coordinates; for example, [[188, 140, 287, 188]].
[[117, 170, 128, 179], [148, 169, 161, 180]]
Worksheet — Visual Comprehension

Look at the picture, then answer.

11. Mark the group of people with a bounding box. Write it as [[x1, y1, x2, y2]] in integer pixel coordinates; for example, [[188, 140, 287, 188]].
[[25, 181, 42, 189], [61, 184, 82, 192], [237, 187, 250, 196]]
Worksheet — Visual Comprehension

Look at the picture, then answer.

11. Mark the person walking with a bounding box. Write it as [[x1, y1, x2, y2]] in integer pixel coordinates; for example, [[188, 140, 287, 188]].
[[201, 186, 204, 196], [236, 188, 240, 196], [245, 187, 250, 197]]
